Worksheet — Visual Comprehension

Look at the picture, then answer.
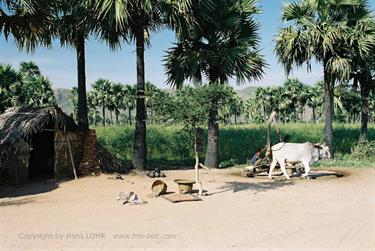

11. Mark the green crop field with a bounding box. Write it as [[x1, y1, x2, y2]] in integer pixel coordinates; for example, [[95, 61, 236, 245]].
[[95, 123, 375, 168]]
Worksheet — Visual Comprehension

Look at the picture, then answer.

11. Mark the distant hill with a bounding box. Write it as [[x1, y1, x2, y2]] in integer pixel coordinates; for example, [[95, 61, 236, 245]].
[[235, 86, 257, 100], [54, 88, 73, 115]]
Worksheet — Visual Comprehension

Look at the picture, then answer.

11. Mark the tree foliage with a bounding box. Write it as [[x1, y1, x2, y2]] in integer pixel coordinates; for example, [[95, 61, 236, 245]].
[[164, 0, 265, 87], [0, 61, 55, 112]]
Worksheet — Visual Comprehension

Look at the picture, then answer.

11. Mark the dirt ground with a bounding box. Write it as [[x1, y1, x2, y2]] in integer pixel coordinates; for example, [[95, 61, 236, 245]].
[[0, 167, 374, 251]]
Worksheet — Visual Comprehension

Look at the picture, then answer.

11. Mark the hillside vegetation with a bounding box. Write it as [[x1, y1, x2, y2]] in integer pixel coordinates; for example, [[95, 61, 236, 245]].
[[235, 86, 257, 99]]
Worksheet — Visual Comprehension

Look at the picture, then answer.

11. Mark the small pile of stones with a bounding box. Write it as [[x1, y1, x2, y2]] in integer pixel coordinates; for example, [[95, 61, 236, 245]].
[[146, 168, 166, 178]]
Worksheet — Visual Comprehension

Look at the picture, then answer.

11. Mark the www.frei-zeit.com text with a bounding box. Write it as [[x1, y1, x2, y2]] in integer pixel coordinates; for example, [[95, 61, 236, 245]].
[[18, 232, 177, 240]]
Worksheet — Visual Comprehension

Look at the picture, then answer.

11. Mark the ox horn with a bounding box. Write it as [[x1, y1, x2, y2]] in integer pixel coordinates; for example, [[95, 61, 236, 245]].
[[313, 143, 323, 149]]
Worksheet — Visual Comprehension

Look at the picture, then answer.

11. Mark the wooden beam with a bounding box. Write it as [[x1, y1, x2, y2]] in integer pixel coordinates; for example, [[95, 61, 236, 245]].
[[67, 137, 78, 180]]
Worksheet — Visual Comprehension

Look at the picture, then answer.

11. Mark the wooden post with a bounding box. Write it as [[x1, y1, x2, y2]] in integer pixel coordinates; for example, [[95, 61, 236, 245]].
[[266, 111, 276, 155], [266, 111, 283, 156], [195, 128, 204, 196], [53, 120, 59, 178], [194, 150, 203, 196], [67, 137, 78, 180]]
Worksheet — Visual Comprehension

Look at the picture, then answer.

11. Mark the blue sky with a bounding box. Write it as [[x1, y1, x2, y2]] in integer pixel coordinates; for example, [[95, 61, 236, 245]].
[[1, 0, 374, 90]]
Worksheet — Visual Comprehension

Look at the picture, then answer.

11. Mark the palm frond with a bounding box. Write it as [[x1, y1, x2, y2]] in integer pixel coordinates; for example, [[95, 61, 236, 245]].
[[326, 55, 352, 81]]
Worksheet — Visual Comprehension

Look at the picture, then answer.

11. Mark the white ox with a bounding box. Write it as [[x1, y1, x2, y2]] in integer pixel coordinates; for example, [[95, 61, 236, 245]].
[[269, 142, 331, 179]]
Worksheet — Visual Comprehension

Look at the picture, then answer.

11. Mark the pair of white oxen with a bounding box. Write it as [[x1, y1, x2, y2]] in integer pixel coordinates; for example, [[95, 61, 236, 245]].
[[268, 142, 331, 179]]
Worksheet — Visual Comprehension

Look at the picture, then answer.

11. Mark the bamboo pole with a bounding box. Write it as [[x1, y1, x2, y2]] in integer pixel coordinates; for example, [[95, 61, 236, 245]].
[[67, 137, 78, 180]]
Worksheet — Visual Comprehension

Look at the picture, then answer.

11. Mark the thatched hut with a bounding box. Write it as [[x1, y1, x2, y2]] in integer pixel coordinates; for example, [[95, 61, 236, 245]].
[[0, 107, 84, 184]]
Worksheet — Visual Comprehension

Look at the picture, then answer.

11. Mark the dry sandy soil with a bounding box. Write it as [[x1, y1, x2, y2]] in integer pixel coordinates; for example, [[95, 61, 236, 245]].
[[0, 167, 374, 251]]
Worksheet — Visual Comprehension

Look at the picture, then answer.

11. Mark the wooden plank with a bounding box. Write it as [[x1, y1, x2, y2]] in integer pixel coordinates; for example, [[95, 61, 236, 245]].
[[162, 193, 202, 203]]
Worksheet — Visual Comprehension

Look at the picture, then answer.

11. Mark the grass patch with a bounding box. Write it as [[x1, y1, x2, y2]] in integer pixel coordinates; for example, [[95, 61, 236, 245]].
[[95, 123, 375, 168]]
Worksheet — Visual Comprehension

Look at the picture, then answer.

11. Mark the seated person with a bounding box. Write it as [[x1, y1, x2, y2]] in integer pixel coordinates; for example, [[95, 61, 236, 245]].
[[250, 149, 263, 166]]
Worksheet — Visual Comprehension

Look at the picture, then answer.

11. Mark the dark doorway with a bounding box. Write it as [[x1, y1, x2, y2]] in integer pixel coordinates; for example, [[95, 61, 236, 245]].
[[28, 128, 54, 180]]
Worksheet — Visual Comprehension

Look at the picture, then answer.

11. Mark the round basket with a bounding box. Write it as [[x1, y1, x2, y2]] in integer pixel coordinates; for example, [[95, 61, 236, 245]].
[[174, 179, 195, 194], [151, 180, 167, 197]]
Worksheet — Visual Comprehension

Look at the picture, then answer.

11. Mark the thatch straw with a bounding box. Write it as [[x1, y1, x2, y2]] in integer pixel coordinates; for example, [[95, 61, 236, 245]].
[[0, 106, 77, 145]]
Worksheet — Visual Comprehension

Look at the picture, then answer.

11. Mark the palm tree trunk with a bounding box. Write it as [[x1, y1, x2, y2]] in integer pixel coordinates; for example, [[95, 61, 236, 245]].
[[204, 105, 219, 168], [359, 80, 370, 141], [102, 105, 106, 126], [115, 109, 119, 125], [76, 35, 89, 131], [94, 110, 97, 126], [128, 108, 132, 125], [132, 18, 147, 170], [323, 59, 334, 157], [312, 107, 316, 122], [150, 107, 153, 125], [110, 110, 113, 124], [262, 104, 265, 121]]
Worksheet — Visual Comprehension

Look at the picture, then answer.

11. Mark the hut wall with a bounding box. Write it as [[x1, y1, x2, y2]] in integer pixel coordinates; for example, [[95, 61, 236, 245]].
[[54, 130, 83, 179], [0, 140, 29, 184], [78, 129, 101, 176]]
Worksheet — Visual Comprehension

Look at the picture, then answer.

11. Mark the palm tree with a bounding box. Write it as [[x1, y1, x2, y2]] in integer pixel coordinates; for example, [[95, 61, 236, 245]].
[[0, 0, 53, 51], [1, 2, 54, 110], [19, 61, 41, 76], [228, 92, 243, 125], [21, 74, 55, 107], [92, 79, 112, 126], [53, 0, 98, 131], [345, 91, 361, 123], [0, 62, 55, 110], [255, 88, 267, 120], [344, 12, 375, 140], [283, 79, 304, 121], [332, 85, 350, 122], [274, 0, 368, 156], [151, 90, 174, 124], [123, 85, 136, 125], [87, 90, 100, 126], [70, 87, 78, 120], [369, 92, 375, 123], [0, 64, 20, 111], [164, 0, 265, 168], [244, 97, 263, 123], [110, 83, 125, 125], [145, 81, 160, 124], [306, 83, 324, 122], [93, 0, 192, 170], [1, 1, 94, 129]]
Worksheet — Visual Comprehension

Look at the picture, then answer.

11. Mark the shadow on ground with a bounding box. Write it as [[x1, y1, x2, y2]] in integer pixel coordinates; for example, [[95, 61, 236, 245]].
[[0, 196, 41, 207], [0, 180, 59, 200], [216, 179, 295, 194], [308, 170, 346, 179]]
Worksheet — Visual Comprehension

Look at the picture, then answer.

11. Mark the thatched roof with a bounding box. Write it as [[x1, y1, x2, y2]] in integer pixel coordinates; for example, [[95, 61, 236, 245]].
[[0, 107, 78, 145]]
